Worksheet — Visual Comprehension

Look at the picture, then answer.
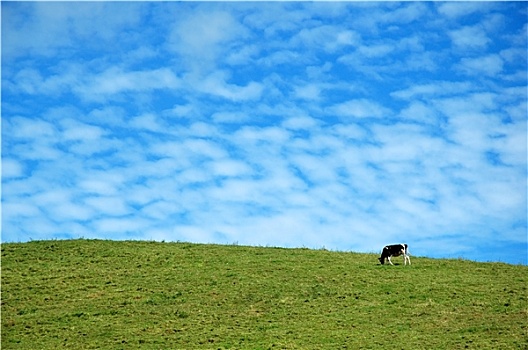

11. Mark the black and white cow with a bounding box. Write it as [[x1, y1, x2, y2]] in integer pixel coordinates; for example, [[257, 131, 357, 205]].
[[378, 244, 410, 266]]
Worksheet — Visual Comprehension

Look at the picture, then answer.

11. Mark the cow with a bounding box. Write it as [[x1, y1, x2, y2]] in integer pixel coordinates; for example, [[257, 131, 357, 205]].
[[378, 244, 411, 266]]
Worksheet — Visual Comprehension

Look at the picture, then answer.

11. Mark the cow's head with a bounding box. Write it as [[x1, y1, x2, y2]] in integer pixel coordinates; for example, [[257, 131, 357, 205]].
[[378, 257, 385, 265]]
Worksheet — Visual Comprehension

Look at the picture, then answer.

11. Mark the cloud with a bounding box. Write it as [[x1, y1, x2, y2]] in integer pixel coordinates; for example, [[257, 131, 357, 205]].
[[84, 196, 131, 217], [390, 81, 474, 100], [328, 99, 391, 119], [2, 159, 25, 179], [282, 116, 320, 130], [397, 101, 439, 125], [3, 202, 41, 219], [449, 25, 491, 50], [211, 111, 250, 124], [379, 2, 429, 25], [208, 159, 253, 178], [291, 25, 360, 52], [357, 43, 395, 58], [130, 113, 165, 133], [79, 179, 120, 196], [76, 67, 180, 102], [293, 84, 322, 101], [93, 217, 151, 236], [2, 2, 144, 61], [258, 50, 306, 67], [168, 9, 249, 72], [4, 65, 181, 104], [436, 2, 495, 18], [225, 44, 261, 66], [194, 71, 264, 101], [61, 119, 106, 141], [456, 54, 504, 76]]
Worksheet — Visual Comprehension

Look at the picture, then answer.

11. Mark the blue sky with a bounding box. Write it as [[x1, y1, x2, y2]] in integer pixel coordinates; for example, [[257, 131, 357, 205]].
[[2, 2, 527, 264]]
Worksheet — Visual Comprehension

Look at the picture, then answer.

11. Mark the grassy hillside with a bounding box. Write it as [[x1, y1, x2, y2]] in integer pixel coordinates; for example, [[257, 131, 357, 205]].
[[2, 240, 527, 349]]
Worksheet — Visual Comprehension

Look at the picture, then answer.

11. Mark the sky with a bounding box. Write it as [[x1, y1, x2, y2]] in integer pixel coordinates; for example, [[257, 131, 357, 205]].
[[2, 2, 527, 264]]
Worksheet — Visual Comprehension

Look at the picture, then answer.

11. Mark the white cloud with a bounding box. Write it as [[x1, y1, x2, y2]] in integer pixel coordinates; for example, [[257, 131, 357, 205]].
[[391, 81, 474, 100], [207, 159, 253, 178], [433, 92, 499, 118], [233, 126, 291, 147], [141, 200, 183, 220], [175, 168, 211, 186], [456, 54, 504, 76], [93, 217, 150, 235], [379, 2, 429, 24], [225, 44, 261, 66], [500, 49, 527, 81], [289, 154, 337, 184], [9, 68, 43, 94], [10, 141, 64, 162], [398, 101, 439, 124], [183, 139, 229, 160], [7, 116, 57, 139], [258, 50, 305, 67], [195, 71, 263, 101], [61, 119, 106, 141], [328, 99, 391, 119], [282, 116, 320, 130], [292, 25, 359, 52], [357, 44, 395, 58], [306, 62, 333, 80], [437, 2, 494, 18], [4, 65, 181, 103], [187, 122, 221, 138], [2, 202, 41, 218], [449, 25, 490, 50], [495, 121, 527, 166], [2, 2, 144, 61], [50, 202, 95, 222], [130, 113, 165, 133], [168, 9, 248, 72], [84, 196, 131, 217], [2, 159, 25, 178], [206, 179, 262, 204], [79, 180, 119, 196], [32, 189, 71, 207], [369, 123, 445, 163], [331, 124, 367, 141], [76, 67, 180, 101], [211, 111, 250, 124], [293, 84, 322, 101], [163, 104, 197, 119]]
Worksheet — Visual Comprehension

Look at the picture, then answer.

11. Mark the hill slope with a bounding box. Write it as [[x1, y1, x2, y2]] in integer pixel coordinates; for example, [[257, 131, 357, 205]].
[[2, 240, 527, 349]]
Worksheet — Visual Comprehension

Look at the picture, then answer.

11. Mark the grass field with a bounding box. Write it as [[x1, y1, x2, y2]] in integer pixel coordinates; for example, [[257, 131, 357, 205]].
[[2, 239, 527, 349]]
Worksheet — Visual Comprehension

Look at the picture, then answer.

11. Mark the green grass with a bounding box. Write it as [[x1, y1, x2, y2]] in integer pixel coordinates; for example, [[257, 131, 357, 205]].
[[2, 239, 527, 349]]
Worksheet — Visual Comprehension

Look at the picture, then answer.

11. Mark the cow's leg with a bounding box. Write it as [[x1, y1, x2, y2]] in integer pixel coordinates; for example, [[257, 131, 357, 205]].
[[387, 256, 394, 265], [402, 254, 409, 265]]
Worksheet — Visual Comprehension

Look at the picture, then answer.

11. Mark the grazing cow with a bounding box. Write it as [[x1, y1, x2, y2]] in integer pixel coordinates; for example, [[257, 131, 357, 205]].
[[378, 244, 411, 266]]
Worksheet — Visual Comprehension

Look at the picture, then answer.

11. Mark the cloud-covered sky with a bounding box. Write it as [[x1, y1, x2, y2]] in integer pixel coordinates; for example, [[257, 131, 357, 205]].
[[2, 2, 527, 264]]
